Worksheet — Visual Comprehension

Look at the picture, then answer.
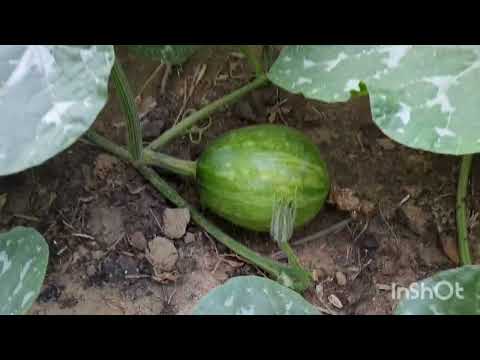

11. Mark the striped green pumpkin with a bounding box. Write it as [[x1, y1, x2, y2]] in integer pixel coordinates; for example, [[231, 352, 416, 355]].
[[196, 124, 330, 232]]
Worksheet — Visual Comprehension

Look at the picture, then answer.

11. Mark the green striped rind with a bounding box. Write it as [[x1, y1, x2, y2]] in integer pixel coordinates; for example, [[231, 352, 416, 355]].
[[197, 125, 330, 232]]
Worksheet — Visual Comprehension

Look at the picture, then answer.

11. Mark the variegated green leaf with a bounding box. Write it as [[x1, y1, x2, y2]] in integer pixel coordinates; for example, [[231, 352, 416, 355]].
[[394, 265, 480, 315], [0, 227, 49, 315], [268, 45, 480, 155], [0, 45, 115, 176], [192, 276, 321, 315]]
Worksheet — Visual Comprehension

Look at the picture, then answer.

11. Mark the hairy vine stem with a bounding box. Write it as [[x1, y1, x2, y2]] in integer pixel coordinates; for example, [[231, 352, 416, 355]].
[[111, 59, 143, 161], [457, 154, 473, 265]]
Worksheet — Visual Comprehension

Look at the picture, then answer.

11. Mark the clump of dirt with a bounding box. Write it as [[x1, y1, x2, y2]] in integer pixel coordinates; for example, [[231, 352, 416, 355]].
[[162, 208, 190, 239], [147, 236, 178, 272]]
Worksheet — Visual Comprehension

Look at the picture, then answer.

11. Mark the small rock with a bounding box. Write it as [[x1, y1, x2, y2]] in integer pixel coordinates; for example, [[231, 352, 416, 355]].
[[86, 264, 97, 277], [130, 231, 147, 251], [162, 208, 190, 239], [184, 232, 196, 244], [335, 271, 347, 286], [146, 236, 178, 272], [328, 294, 343, 309], [399, 204, 431, 236]]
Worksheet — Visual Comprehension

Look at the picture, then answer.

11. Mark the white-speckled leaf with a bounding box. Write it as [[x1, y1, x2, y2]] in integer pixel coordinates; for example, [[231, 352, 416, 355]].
[[0, 45, 115, 176], [0, 227, 49, 315], [127, 45, 202, 65], [192, 276, 321, 315], [395, 265, 480, 315], [268, 45, 480, 155]]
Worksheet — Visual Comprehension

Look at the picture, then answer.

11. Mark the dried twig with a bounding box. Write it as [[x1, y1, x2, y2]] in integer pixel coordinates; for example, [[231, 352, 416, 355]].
[[160, 64, 172, 94], [149, 208, 163, 233], [72, 233, 95, 240], [173, 64, 207, 126], [13, 214, 40, 222], [353, 219, 369, 243], [351, 258, 372, 281], [272, 218, 352, 260], [135, 63, 165, 104]]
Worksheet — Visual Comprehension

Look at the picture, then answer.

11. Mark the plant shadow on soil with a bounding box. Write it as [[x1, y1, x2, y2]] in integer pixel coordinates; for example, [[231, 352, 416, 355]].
[[1, 46, 479, 315]]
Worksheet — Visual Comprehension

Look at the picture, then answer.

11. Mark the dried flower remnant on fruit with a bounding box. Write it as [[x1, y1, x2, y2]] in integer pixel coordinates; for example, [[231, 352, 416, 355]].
[[270, 196, 297, 245]]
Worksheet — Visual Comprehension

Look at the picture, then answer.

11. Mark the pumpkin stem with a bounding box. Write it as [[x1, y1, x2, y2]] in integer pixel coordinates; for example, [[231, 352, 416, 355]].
[[270, 196, 296, 245], [270, 194, 305, 271], [142, 150, 197, 178]]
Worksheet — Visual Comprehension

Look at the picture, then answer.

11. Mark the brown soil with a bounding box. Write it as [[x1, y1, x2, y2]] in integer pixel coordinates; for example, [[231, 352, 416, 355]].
[[1, 46, 479, 315]]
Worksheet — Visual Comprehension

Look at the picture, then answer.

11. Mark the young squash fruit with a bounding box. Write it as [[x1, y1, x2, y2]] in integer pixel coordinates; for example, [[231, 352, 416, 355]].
[[196, 124, 330, 232]]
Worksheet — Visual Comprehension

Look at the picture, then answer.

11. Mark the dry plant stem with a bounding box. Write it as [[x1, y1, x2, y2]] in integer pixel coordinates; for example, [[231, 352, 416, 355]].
[[146, 74, 269, 151], [85, 129, 312, 291], [161, 64, 172, 94], [111, 59, 143, 161], [272, 218, 352, 260], [135, 63, 165, 103], [457, 154, 473, 265], [293, 218, 352, 247]]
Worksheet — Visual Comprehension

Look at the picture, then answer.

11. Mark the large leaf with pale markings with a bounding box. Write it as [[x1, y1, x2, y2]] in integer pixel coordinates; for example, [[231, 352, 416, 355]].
[[192, 276, 321, 315], [394, 266, 480, 315], [268, 45, 480, 155], [0, 45, 115, 176], [0, 227, 49, 315], [127, 45, 202, 65]]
